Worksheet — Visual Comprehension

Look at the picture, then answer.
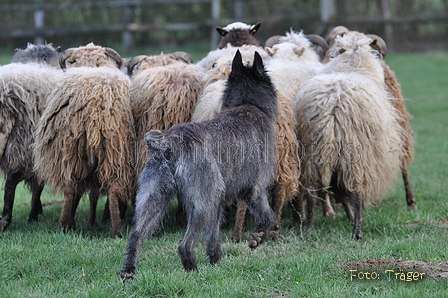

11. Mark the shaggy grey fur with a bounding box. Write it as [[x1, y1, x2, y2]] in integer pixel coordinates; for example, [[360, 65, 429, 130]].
[[120, 50, 277, 279]]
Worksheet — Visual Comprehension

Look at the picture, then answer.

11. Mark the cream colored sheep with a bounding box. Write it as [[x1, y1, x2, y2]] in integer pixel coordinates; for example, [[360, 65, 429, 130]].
[[295, 33, 404, 239]]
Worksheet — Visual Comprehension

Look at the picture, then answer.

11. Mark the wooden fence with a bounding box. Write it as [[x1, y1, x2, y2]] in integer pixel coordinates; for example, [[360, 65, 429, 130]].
[[1, 0, 448, 53]]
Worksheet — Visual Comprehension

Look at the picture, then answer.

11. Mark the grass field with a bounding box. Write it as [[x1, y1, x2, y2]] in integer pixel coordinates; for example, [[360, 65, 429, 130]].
[[0, 48, 447, 297]]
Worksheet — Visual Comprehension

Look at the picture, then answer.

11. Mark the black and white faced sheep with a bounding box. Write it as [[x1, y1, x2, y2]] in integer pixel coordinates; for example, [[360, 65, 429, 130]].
[[120, 50, 277, 279], [33, 43, 135, 238], [294, 33, 404, 239], [0, 44, 62, 231], [216, 21, 261, 49]]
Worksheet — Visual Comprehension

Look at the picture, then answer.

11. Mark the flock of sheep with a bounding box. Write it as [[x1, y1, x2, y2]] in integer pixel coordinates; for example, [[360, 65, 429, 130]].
[[0, 21, 415, 266]]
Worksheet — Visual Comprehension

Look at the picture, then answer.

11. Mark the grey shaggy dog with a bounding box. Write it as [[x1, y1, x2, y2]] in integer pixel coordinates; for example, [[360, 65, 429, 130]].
[[120, 50, 278, 279]]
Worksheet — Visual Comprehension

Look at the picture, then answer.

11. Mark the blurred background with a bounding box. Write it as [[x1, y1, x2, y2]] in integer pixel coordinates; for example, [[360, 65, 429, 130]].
[[1, 0, 448, 57]]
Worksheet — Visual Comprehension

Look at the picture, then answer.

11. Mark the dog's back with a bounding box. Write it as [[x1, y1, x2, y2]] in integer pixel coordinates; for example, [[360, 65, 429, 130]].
[[122, 50, 278, 277], [145, 50, 277, 200]]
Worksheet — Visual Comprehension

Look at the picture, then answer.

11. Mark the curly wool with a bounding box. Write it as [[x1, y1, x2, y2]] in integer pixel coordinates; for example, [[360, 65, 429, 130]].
[[130, 55, 205, 173], [295, 34, 403, 205], [381, 61, 414, 164], [0, 63, 61, 176], [33, 66, 135, 199]]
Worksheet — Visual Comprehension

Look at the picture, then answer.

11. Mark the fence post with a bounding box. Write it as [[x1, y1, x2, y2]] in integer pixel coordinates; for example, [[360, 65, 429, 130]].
[[234, 0, 242, 19], [34, 0, 45, 44], [381, 0, 394, 52], [210, 0, 221, 49], [123, 4, 135, 53]]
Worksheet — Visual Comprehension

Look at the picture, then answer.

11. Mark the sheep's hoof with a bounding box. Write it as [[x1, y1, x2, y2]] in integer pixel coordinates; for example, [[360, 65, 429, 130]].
[[352, 230, 363, 240], [407, 200, 417, 211], [112, 231, 123, 239], [248, 231, 266, 249], [119, 271, 135, 283], [269, 229, 279, 241], [230, 231, 243, 243], [0, 216, 10, 232], [57, 223, 75, 233], [27, 215, 38, 223]]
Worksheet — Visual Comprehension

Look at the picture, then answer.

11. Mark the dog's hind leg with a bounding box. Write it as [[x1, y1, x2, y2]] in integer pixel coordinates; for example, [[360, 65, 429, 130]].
[[246, 187, 276, 249], [178, 202, 208, 271], [206, 202, 224, 265], [121, 161, 175, 281], [120, 188, 171, 281]]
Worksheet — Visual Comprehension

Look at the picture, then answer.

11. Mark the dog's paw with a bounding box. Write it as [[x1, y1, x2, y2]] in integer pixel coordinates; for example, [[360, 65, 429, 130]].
[[119, 270, 135, 283], [248, 231, 266, 249]]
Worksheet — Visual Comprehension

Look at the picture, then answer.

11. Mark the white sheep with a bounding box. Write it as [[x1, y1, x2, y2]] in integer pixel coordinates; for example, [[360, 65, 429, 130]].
[[324, 26, 417, 211], [294, 32, 404, 239]]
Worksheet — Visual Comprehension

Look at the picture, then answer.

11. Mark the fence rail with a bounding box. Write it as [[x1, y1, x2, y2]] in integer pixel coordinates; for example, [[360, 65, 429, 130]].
[[1, 0, 448, 53]]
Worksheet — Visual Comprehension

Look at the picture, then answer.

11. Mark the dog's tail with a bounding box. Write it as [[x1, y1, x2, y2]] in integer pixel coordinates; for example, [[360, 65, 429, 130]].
[[144, 130, 167, 152]]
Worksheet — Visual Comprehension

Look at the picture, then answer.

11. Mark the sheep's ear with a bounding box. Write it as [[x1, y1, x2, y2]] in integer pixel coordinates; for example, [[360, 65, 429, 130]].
[[294, 47, 305, 57], [265, 47, 275, 56], [253, 51, 264, 77], [55, 46, 61, 52], [216, 27, 228, 36], [250, 22, 261, 35], [231, 50, 244, 74]]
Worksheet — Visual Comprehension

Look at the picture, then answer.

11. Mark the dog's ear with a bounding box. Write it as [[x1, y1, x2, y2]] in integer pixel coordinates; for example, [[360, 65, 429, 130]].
[[216, 27, 228, 37], [231, 50, 244, 74], [250, 22, 261, 35], [253, 51, 264, 77]]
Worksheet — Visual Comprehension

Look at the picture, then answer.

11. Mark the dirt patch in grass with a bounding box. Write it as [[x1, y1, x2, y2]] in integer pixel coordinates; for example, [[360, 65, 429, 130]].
[[344, 258, 448, 279], [404, 219, 448, 228]]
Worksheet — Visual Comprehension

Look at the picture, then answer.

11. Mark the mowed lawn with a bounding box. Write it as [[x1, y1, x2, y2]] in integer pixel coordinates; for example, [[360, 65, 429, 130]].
[[0, 49, 447, 297]]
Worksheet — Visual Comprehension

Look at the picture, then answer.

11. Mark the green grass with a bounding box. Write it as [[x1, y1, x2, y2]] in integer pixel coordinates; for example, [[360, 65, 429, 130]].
[[1, 50, 448, 297]]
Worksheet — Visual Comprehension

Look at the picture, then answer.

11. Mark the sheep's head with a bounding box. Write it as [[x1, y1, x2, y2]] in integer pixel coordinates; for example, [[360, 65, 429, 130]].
[[264, 30, 328, 61], [326, 32, 384, 71], [126, 52, 193, 76], [323, 27, 387, 63], [216, 22, 261, 49], [265, 42, 306, 61], [326, 25, 350, 44], [59, 43, 122, 70], [366, 34, 387, 58], [12, 43, 61, 67]]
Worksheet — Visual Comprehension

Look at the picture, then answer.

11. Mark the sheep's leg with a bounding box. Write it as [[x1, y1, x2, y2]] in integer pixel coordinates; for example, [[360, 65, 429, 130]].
[[246, 188, 275, 249], [351, 192, 362, 240], [120, 189, 170, 281], [0, 172, 23, 231], [27, 178, 44, 223], [88, 187, 100, 226], [101, 197, 110, 223], [322, 192, 336, 217], [230, 198, 247, 243], [206, 204, 223, 266], [401, 160, 417, 210], [290, 194, 305, 223], [270, 181, 287, 240], [305, 190, 316, 228], [101, 196, 127, 223], [58, 185, 77, 232], [108, 185, 122, 238], [340, 195, 354, 221]]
